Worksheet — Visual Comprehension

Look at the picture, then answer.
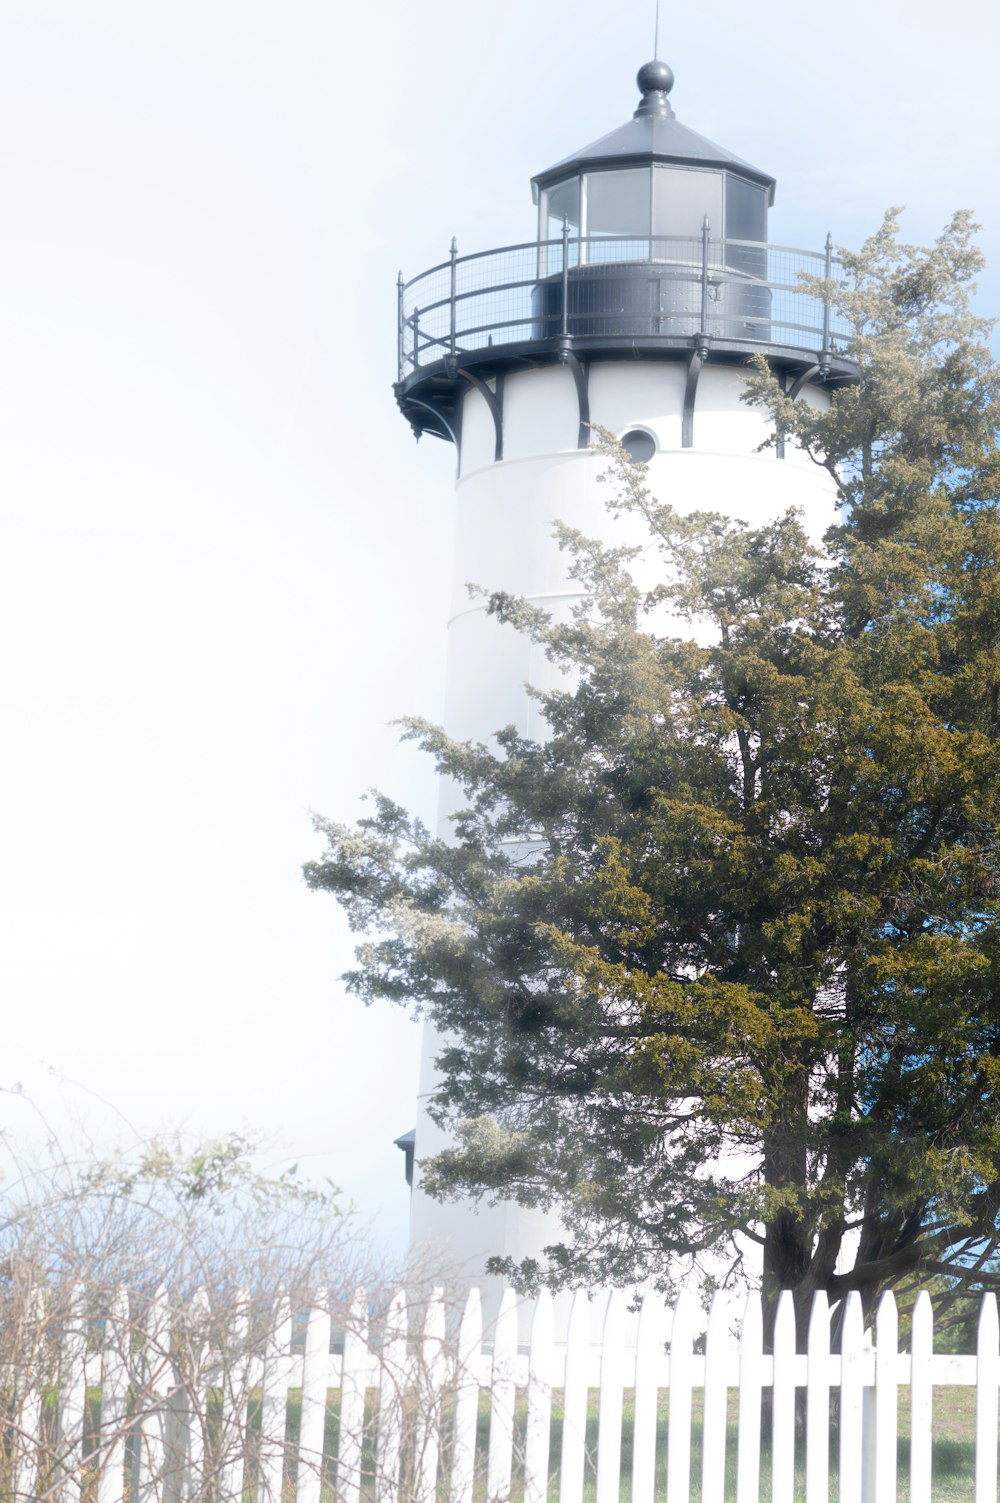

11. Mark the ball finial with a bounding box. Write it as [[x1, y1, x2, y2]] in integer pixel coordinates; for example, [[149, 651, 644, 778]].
[[637, 59, 674, 96], [634, 59, 675, 118]]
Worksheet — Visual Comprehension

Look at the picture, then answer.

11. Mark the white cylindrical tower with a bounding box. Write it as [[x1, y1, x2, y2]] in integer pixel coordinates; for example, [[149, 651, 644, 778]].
[[394, 59, 857, 1287]]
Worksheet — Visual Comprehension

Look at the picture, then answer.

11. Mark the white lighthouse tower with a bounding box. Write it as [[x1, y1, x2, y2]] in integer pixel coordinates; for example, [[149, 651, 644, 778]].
[[394, 59, 855, 1283]]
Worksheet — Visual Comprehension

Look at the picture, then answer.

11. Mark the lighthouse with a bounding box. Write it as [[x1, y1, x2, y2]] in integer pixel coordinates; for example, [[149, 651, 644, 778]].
[[394, 60, 857, 1281]]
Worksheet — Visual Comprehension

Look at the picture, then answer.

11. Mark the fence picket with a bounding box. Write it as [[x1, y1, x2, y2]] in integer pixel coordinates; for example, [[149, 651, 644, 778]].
[[908, 1291, 933, 1503], [771, 1290, 796, 1503], [134, 1284, 171, 1503], [595, 1290, 627, 1503], [179, 1287, 210, 1503], [701, 1291, 729, 1503], [338, 1288, 369, 1503], [217, 1291, 251, 1503], [375, 1287, 409, 1503], [524, 1289, 554, 1503], [414, 1287, 447, 1503], [631, 1290, 668, 1503], [873, 1290, 898, 1503], [558, 1290, 590, 1503], [96, 1287, 130, 1503], [487, 1288, 519, 1503], [58, 1283, 88, 1503], [665, 1289, 695, 1503], [297, 1295, 332, 1503], [805, 1292, 830, 1503], [839, 1292, 865, 1503], [8, 1278, 1000, 1503], [975, 1293, 999, 1503], [735, 1293, 763, 1503], [257, 1294, 292, 1503], [13, 1287, 45, 1503]]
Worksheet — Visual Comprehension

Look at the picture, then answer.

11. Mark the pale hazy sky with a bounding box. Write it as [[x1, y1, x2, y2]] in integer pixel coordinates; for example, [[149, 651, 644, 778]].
[[0, 0, 997, 1257]]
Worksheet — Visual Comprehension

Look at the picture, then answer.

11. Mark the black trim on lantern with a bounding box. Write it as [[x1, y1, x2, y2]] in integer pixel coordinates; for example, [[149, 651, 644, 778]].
[[788, 363, 822, 400], [460, 369, 504, 462], [776, 363, 823, 461], [682, 338, 708, 449], [558, 345, 591, 449], [396, 339, 856, 447]]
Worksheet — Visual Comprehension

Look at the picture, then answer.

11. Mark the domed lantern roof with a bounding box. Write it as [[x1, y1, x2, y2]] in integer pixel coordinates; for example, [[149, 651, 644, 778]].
[[532, 62, 775, 248], [533, 61, 775, 194]]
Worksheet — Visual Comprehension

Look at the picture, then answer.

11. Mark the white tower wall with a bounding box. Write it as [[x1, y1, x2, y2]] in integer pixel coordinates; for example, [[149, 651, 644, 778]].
[[410, 359, 839, 1292]]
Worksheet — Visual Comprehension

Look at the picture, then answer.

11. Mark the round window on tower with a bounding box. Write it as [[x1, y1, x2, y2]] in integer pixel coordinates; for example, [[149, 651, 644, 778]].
[[620, 428, 657, 464]]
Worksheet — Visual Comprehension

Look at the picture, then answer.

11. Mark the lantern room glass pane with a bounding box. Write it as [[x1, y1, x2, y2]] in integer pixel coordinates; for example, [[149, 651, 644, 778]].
[[544, 177, 581, 238], [725, 176, 767, 241], [724, 175, 768, 278], [652, 166, 723, 249], [540, 177, 581, 273], [586, 168, 651, 237], [585, 168, 650, 265]]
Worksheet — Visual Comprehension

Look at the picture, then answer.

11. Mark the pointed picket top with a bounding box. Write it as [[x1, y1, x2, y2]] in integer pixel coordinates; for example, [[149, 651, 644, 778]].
[[701, 1290, 730, 1503], [217, 1287, 252, 1503], [338, 1288, 370, 1503], [449, 1286, 483, 1503], [805, 1293, 831, 1503], [376, 1288, 409, 1503], [909, 1291, 933, 1503], [257, 1294, 292, 1503], [632, 1289, 668, 1503], [422, 1284, 447, 1355], [297, 1292, 333, 1503], [735, 1292, 763, 1503], [529, 1285, 554, 1359], [975, 1292, 999, 1503], [838, 1291, 865, 1502], [665, 1289, 696, 1503], [60, 1276, 89, 1497], [13, 1286, 46, 1503], [524, 1290, 554, 1503], [458, 1285, 483, 1371], [596, 1290, 628, 1503], [487, 1288, 519, 1503], [185, 1284, 212, 1374], [414, 1287, 447, 1503], [558, 1290, 591, 1503], [771, 1292, 796, 1503], [137, 1278, 174, 1503], [874, 1289, 899, 1503], [97, 1286, 132, 1503], [180, 1287, 211, 1503], [143, 1283, 172, 1390]]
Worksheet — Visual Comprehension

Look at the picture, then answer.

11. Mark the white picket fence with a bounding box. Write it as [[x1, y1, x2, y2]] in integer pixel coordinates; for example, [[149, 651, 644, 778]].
[[4, 1283, 999, 1503]]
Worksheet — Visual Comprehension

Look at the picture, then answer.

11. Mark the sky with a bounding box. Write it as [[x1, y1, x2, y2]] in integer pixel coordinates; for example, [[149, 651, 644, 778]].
[[0, 0, 998, 1259]]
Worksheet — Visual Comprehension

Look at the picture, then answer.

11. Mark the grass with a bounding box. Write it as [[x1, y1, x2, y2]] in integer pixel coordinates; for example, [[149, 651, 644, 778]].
[[14, 1382, 986, 1501], [277, 1383, 992, 1503]]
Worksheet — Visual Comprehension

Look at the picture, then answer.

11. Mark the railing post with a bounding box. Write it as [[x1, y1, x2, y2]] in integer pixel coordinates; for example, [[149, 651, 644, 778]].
[[449, 238, 458, 356], [821, 231, 833, 372], [412, 307, 419, 371], [397, 271, 405, 380], [700, 216, 711, 338], [561, 217, 570, 338]]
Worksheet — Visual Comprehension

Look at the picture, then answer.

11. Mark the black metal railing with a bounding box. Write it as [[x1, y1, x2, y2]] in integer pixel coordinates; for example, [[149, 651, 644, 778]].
[[397, 231, 849, 382]]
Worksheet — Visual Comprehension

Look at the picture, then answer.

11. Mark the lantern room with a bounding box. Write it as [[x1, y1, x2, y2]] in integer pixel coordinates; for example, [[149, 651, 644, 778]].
[[394, 60, 856, 451], [533, 61, 773, 256]]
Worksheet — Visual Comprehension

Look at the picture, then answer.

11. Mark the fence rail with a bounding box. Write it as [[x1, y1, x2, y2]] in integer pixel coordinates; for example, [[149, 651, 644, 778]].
[[2, 1283, 998, 1502], [397, 233, 850, 383]]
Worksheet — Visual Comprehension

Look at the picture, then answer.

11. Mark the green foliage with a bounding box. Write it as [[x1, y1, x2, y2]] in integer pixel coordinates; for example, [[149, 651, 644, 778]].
[[307, 212, 1000, 1320]]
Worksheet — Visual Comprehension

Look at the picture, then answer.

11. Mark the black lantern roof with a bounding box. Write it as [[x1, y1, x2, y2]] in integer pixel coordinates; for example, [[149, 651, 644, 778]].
[[531, 60, 776, 202]]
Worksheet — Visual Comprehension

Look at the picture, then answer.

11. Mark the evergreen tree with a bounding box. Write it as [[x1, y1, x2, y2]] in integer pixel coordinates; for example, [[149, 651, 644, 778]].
[[306, 213, 1000, 1330]]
